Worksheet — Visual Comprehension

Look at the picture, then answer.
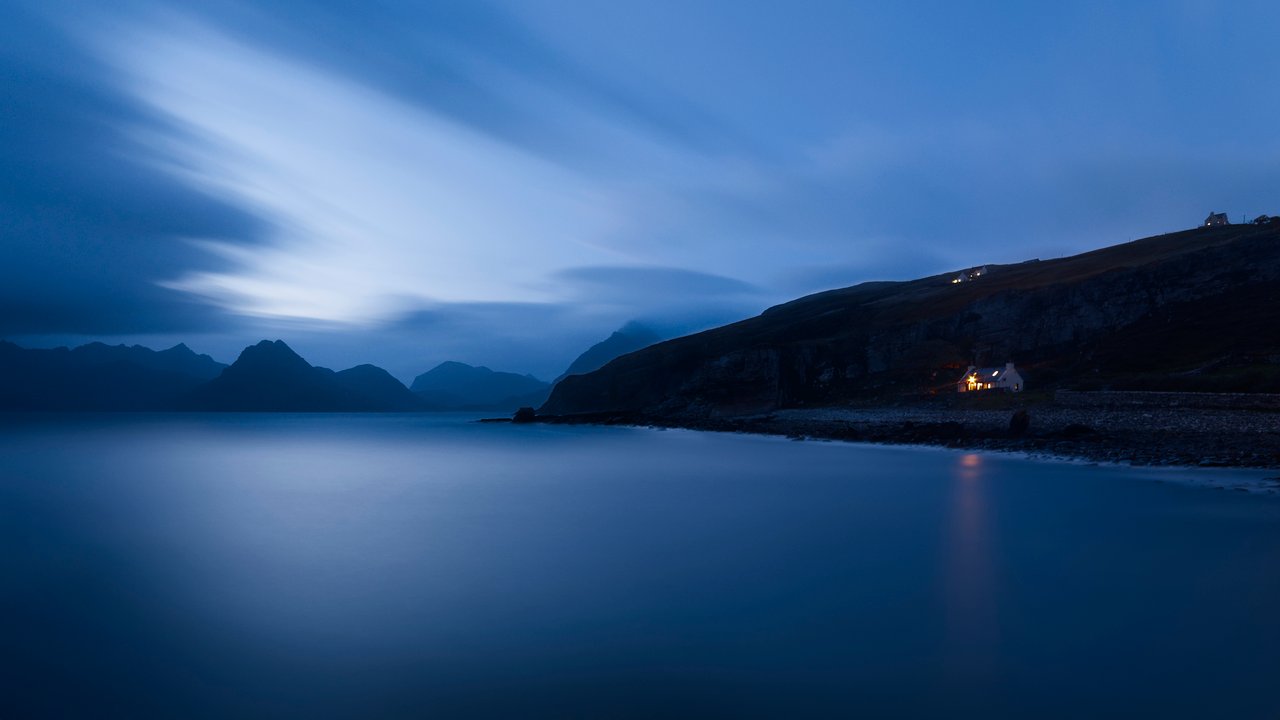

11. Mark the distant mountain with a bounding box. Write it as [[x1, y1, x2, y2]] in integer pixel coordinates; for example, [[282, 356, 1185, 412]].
[[333, 364, 423, 411], [186, 340, 421, 412], [410, 361, 550, 410], [543, 222, 1280, 417], [70, 342, 225, 380], [0, 341, 226, 410], [554, 322, 662, 384]]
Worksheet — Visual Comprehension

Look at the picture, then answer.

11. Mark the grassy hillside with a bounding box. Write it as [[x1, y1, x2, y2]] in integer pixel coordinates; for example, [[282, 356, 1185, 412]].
[[543, 221, 1280, 416]]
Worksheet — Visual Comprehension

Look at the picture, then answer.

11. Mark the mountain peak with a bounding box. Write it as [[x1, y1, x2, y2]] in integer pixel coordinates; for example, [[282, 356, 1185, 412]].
[[224, 339, 312, 380], [410, 360, 549, 409], [555, 322, 665, 384], [190, 342, 418, 411], [242, 339, 301, 357], [434, 360, 484, 372]]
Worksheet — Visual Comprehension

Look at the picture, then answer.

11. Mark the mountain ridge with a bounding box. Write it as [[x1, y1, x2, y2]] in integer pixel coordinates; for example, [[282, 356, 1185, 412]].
[[0, 340, 227, 410], [554, 322, 662, 384], [410, 361, 549, 410], [185, 339, 422, 412], [541, 222, 1280, 417]]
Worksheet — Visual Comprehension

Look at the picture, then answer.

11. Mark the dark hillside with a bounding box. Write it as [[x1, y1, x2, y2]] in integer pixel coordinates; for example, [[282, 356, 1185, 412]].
[[542, 223, 1280, 417], [554, 323, 662, 384], [410, 361, 549, 410]]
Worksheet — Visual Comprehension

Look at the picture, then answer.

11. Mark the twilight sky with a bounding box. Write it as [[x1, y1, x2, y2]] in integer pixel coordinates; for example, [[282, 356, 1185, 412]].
[[3, 0, 1278, 381]]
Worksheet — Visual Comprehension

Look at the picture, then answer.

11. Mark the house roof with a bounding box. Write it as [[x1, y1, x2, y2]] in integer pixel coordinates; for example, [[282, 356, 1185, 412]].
[[961, 367, 1012, 382]]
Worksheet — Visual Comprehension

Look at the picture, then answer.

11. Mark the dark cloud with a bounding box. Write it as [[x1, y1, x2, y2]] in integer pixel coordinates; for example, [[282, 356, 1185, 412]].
[[167, 0, 741, 163], [554, 266, 761, 304], [0, 3, 265, 336], [5, 0, 1280, 378], [287, 294, 762, 382], [225, 301, 617, 382]]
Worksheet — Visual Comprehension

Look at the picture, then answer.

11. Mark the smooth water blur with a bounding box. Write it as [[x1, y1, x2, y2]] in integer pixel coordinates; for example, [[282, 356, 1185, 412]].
[[2, 414, 1279, 718]]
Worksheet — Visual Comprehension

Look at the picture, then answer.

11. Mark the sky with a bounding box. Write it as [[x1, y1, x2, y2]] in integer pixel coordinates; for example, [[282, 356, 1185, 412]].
[[2, 0, 1278, 381]]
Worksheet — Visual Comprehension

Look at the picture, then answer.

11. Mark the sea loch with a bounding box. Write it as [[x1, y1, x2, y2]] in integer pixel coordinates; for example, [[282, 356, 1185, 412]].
[[3, 414, 1279, 718]]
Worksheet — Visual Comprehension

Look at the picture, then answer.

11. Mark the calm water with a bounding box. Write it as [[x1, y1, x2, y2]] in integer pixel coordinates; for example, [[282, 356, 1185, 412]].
[[2, 414, 1279, 718]]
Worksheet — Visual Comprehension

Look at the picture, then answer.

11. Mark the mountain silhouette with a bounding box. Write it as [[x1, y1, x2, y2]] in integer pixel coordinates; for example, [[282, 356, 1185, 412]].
[[0, 340, 226, 410], [186, 340, 421, 412], [333, 364, 423, 411], [554, 322, 662, 385], [410, 361, 549, 410]]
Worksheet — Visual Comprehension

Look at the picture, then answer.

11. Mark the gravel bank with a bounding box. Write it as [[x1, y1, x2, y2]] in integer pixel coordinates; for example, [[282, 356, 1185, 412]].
[[535, 404, 1280, 469]]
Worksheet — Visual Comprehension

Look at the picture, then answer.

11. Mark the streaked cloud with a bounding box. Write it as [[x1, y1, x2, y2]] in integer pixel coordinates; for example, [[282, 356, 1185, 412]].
[[4, 0, 1280, 376], [103, 17, 627, 324]]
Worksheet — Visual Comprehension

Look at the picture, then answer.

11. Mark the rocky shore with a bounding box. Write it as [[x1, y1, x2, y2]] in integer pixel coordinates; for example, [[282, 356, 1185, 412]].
[[530, 402, 1280, 469]]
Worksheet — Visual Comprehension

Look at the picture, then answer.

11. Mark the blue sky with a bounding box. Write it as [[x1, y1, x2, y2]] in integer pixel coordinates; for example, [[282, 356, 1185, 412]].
[[3, 0, 1278, 380]]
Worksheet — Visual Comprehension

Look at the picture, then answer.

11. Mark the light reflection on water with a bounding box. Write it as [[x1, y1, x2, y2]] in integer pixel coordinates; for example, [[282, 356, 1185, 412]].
[[943, 453, 999, 684], [2, 413, 1279, 718]]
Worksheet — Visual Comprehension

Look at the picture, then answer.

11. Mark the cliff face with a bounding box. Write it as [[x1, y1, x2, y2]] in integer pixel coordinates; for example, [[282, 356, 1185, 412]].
[[541, 223, 1280, 417]]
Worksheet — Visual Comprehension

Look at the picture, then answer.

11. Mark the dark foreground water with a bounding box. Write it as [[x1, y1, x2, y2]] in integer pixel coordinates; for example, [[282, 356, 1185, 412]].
[[2, 414, 1279, 718]]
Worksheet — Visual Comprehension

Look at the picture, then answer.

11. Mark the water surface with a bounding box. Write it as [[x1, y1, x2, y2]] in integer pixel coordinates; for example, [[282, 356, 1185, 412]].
[[2, 414, 1278, 717]]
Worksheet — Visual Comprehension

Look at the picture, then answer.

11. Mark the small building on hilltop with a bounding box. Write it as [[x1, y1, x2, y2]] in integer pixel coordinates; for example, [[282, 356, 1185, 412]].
[[957, 362, 1024, 393], [1204, 211, 1230, 227]]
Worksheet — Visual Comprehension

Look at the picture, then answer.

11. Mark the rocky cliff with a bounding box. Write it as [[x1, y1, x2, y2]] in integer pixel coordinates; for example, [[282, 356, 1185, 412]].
[[541, 223, 1280, 417]]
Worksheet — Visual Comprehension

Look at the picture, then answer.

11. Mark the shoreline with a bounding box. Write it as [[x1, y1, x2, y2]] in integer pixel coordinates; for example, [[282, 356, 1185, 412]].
[[527, 403, 1280, 473], [649, 421, 1280, 496]]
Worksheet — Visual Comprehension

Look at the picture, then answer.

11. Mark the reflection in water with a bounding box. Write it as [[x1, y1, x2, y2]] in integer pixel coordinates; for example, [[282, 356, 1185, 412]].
[[943, 453, 1000, 681], [4, 415, 1280, 717]]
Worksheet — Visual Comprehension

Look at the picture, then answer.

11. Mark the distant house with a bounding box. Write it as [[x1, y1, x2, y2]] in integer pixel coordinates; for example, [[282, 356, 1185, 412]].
[[957, 362, 1024, 393], [1204, 212, 1230, 227], [1253, 214, 1272, 226]]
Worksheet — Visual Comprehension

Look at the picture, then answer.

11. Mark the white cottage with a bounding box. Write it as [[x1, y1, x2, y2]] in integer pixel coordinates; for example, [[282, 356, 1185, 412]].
[[957, 362, 1024, 393]]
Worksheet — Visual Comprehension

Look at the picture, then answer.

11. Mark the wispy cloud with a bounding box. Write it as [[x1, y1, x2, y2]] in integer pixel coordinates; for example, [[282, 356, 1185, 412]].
[[8, 0, 1280, 375], [103, 17, 634, 324]]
